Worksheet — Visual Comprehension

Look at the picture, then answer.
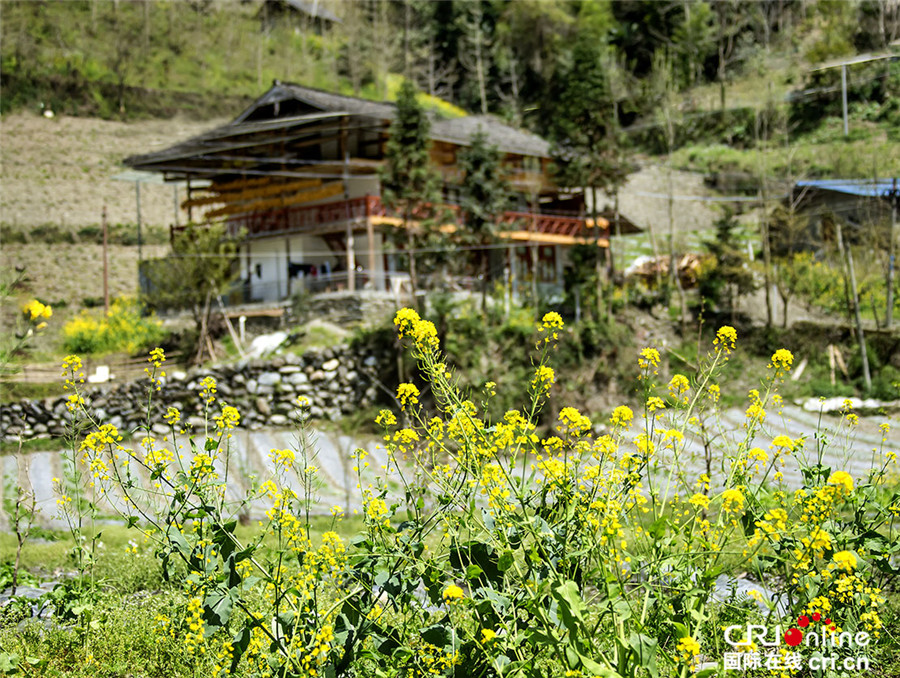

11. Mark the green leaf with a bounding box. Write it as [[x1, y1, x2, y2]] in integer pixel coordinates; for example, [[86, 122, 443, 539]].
[[465, 564, 484, 580], [203, 589, 234, 634], [230, 626, 251, 674], [552, 580, 586, 635], [628, 633, 659, 678], [166, 525, 192, 558], [647, 517, 667, 541], [612, 598, 632, 622]]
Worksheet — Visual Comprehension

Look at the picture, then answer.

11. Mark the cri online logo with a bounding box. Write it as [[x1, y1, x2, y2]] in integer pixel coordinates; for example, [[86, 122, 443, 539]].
[[783, 612, 836, 646], [725, 614, 871, 649]]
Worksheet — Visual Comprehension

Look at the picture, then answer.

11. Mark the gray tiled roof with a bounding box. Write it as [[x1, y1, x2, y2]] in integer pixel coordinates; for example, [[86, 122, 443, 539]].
[[125, 82, 551, 172]]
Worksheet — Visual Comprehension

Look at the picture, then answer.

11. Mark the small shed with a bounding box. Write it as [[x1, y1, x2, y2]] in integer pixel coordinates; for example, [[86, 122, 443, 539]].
[[786, 179, 897, 250], [258, 0, 341, 32]]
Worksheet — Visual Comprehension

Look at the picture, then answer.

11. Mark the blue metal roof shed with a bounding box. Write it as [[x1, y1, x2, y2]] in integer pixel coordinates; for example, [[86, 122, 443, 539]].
[[796, 179, 899, 198]]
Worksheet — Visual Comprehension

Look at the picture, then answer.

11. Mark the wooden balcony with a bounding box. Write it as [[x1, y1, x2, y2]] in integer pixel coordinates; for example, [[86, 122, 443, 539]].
[[172, 195, 608, 245]]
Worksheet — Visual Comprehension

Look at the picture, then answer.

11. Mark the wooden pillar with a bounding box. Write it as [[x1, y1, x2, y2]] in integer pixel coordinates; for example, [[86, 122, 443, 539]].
[[186, 178, 193, 222], [285, 236, 291, 300], [341, 117, 355, 292], [366, 215, 378, 290]]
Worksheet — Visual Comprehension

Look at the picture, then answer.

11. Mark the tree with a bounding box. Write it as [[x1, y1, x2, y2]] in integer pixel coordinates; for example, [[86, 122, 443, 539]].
[[458, 130, 510, 313], [698, 211, 757, 321], [142, 223, 238, 364], [380, 79, 440, 310], [542, 3, 629, 321]]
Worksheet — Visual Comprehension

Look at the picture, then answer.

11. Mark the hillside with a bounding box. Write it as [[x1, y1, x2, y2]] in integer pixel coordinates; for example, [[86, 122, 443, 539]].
[[0, 112, 226, 233]]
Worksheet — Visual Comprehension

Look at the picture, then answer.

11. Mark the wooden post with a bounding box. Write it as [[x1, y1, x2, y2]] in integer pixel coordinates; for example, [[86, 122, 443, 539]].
[[342, 121, 355, 292], [102, 205, 109, 314], [836, 220, 872, 391], [366, 214, 378, 290], [136, 181, 143, 264]]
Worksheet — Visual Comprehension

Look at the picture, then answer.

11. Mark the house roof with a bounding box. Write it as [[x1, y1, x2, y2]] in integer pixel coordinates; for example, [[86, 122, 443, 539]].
[[264, 0, 341, 23], [251, 82, 551, 156], [796, 179, 899, 199], [124, 82, 550, 178]]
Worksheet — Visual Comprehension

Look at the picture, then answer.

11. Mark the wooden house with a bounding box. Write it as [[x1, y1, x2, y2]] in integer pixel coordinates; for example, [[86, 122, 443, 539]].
[[124, 81, 607, 303]]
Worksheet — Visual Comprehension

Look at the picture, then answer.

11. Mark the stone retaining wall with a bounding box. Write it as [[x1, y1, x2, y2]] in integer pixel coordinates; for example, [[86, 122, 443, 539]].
[[1, 345, 395, 441]]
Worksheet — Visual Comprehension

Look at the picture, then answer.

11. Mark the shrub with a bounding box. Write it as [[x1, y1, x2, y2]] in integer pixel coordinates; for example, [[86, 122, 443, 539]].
[[63, 297, 165, 355]]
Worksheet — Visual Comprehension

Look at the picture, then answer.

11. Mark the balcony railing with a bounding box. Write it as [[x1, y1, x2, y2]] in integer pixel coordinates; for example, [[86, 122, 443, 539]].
[[171, 195, 604, 240]]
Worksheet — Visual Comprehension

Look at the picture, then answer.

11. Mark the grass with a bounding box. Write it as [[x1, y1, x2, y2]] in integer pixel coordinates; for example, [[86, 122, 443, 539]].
[[0, 380, 66, 404], [670, 118, 900, 180]]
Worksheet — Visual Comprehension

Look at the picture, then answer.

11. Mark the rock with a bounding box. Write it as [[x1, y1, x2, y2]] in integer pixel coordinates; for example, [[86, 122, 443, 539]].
[[322, 358, 340, 372], [310, 370, 326, 382], [286, 372, 309, 386], [258, 372, 282, 387], [151, 423, 169, 435], [246, 379, 259, 394], [363, 355, 377, 368], [256, 398, 272, 416], [269, 414, 288, 427]]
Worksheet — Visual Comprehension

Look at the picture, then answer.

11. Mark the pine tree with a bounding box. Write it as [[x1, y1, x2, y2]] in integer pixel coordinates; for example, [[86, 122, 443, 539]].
[[458, 130, 509, 313], [699, 211, 757, 321], [542, 3, 628, 320], [380, 80, 439, 309]]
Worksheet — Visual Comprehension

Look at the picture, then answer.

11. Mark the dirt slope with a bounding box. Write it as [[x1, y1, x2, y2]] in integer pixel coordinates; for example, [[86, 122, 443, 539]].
[[1, 112, 226, 230]]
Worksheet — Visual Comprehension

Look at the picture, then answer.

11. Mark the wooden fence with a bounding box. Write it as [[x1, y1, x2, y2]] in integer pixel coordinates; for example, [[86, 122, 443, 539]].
[[2, 353, 184, 384]]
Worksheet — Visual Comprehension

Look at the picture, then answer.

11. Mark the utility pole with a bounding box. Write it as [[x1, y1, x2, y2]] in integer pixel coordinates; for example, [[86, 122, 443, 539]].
[[841, 63, 849, 137], [886, 179, 898, 328], [102, 205, 110, 314]]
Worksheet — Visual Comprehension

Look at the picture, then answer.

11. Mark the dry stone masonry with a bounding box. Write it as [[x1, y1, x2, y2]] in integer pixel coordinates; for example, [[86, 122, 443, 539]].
[[1, 345, 394, 441]]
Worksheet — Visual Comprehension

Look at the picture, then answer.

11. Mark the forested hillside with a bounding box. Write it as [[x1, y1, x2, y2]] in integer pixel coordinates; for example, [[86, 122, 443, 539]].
[[2, 0, 898, 179]]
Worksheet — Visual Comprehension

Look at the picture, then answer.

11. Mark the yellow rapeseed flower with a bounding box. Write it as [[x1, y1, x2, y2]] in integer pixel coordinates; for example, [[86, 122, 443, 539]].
[[397, 383, 420, 409], [480, 628, 497, 643], [689, 493, 710, 510], [770, 348, 794, 372], [374, 409, 397, 427], [714, 325, 737, 353], [531, 365, 555, 392], [22, 299, 52, 322], [827, 470, 854, 494], [676, 636, 700, 664], [833, 550, 857, 572], [638, 347, 661, 369], [540, 311, 564, 330], [442, 584, 464, 602], [558, 407, 592, 435], [610, 405, 633, 428], [721, 488, 745, 513]]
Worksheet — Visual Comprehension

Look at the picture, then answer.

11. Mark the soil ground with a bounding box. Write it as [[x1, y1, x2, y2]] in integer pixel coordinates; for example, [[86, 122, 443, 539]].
[[0, 111, 226, 231]]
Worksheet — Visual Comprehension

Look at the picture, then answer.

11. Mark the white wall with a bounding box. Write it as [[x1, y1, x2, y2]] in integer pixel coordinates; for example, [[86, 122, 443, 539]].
[[245, 238, 285, 302]]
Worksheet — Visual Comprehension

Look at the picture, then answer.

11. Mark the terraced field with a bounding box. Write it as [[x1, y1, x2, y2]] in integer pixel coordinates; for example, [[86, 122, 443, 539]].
[[3, 403, 897, 531]]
